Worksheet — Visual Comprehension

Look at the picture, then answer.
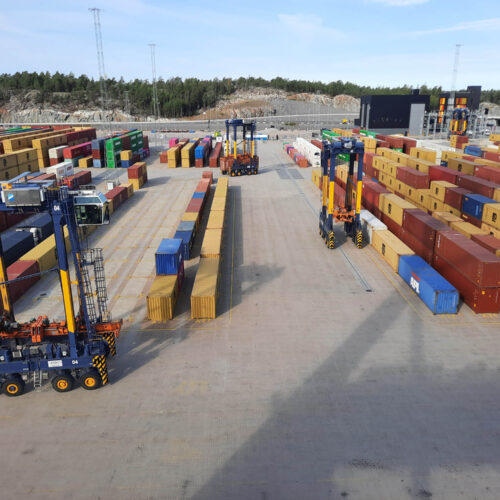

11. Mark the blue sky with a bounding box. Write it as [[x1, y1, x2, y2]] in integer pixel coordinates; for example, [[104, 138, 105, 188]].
[[1, 0, 499, 89]]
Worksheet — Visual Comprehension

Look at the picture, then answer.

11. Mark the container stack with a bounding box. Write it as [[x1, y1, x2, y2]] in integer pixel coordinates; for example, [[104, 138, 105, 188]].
[[209, 142, 222, 168], [195, 137, 212, 168], [45, 161, 74, 180], [191, 177, 228, 319], [105, 186, 129, 214], [62, 170, 92, 190], [48, 145, 67, 166], [293, 137, 321, 167], [127, 161, 148, 190], [147, 239, 184, 322], [91, 138, 106, 167], [63, 142, 92, 168], [181, 141, 197, 168]]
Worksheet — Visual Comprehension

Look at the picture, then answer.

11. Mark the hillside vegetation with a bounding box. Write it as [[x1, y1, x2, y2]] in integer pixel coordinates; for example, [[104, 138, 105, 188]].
[[0, 72, 499, 119]]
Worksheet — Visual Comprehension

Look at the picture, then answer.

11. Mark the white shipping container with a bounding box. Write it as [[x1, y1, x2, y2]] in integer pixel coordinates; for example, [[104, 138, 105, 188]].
[[45, 161, 74, 180], [293, 137, 321, 167], [360, 209, 387, 244], [48, 145, 68, 159]]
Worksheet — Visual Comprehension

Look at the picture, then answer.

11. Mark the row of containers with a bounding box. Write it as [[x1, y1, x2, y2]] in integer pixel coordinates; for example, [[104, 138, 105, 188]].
[[191, 175, 228, 319], [146, 172, 214, 322], [0, 163, 147, 308], [0, 127, 97, 180], [160, 137, 223, 168], [306, 132, 500, 314]]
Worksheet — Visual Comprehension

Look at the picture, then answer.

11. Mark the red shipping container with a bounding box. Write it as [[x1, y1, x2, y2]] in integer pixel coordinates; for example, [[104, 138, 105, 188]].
[[143, 135, 149, 148], [7, 260, 40, 302], [471, 234, 500, 256], [457, 175, 497, 198], [202, 171, 213, 184], [381, 212, 402, 238], [461, 212, 483, 228], [401, 137, 417, 154], [483, 152, 500, 163], [444, 186, 470, 210], [364, 152, 375, 168], [127, 164, 143, 180], [160, 152, 168, 163], [92, 150, 102, 160], [377, 140, 390, 148], [186, 198, 204, 213], [474, 165, 500, 184], [399, 228, 433, 264], [362, 180, 390, 208], [63, 142, 92, 159], [311, 139, 323, 150], [396, 166, 430, 189], [195, 158, 204, 168], [434, 231, 500, 287], [432, 254, 500, 313], [333, 185, 346, 206], [33, 173, 57, 181], [386, 136, 404, 149], [402, 208, 450, 249], [428, 165, 464, 184]]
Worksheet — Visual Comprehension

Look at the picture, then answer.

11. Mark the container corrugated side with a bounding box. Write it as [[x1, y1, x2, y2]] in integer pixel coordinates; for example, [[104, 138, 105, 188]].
[[372, 229, 415, 272], [181, 212, 200, 230], [191, 257, 220, 319], [155, 238, 183, 275], [147, 275, 179, 321], [398, 255, 458, 313], [207, 211, 225, 229], [210, 197, 226, 212], [201, 229, 223, 258]]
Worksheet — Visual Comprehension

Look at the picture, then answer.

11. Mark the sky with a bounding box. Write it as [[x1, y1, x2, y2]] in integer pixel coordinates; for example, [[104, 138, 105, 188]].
[[1, 0, 499, 89]]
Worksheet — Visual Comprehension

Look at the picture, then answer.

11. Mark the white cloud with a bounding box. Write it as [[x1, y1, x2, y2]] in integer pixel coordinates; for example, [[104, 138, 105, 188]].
[[277, 13, 344, 40], [367, 0, 429, 6], [412, 17, 500, 35]]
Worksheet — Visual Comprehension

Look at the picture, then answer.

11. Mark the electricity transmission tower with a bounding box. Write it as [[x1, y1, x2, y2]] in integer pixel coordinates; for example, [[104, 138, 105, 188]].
[[123, 90, 131, 116], [89, 8, 108, 111], [448, 43, 462, 112], [149, 43, 160, 119]]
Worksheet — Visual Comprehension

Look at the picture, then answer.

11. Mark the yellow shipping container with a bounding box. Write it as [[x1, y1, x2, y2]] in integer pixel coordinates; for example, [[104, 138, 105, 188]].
[[201, 229, 223, 258], [395, 180, 409, 197], [373, 156, 385, 171], [475, 158, 500, 169], [181, 143, 195, 168], [14, 148, 38, 163], [216, 177, 228, 188], [386, 161, 404, 178], [450, 221, 488, 239], [482, 223, 500, 239], [447, 158, 475, 175], [360, 136, 377, 149], [120, 150, 132, 161], [147, 275, 179, 322], [167, 146, 180, 168], [124, 182, 134, 198], [432, 211, 462, 226], [0, 153, 18, 169], [211, 197, 226, 212], [392, 152, 409, 165], [107, 200, 114, 215], [482, 203, 500, 230], [442, 203, 461, 217], [20, 235, 57, 271], [430, 180, 456, 202], [78, 156, 93, 168], [0, 166, 20, 181], [426, 196, 445, 213], [181, 211, 200, 230], [130, 177, 144, 191], [489, 133, 500, 142], [191, 257, 220, 319], [372, 230, 415, 272], [407, 157, 433, 173], [406, 185, 419, 203], [409, 147, 437, 163], [214, 186, 228, 199], [207, 211, 225, 229], [494, 189, 500, 203], [379, 193, 416, 226]]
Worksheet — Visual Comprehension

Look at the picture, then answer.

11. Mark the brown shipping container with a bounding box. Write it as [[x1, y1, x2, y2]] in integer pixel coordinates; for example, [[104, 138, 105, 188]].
[[430, 180, 456, 202], [7, 260, 40, 302], [402, 209, 450, 249], [361, 180, 389, 208], [396, 166, 429, 189], [444, 186, 470, 210], [432, 254, 500, 313], [399, 228, 434, 264], [186, 198, 204, 213], [435, 230, 500, 286], [471, 234, 500, 257], [474, 164, 500, 184], [457, 175, 497, 199], [461, 212, 483, 228], [381, 212, 402, 238]]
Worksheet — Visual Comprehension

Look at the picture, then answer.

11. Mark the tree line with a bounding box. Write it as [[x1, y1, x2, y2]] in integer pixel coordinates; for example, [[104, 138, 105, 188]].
[[0, 71, 498, 118]]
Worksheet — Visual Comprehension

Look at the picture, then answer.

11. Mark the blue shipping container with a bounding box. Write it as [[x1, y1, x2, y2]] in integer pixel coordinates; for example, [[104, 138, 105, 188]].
[[398, 255, 459, 314], [15, 213, 53, 242], [177, 220, 196, 233], [462, 193, 498, 220], [464, 145, 482, 157], [1, 231, 35, 267], [174, 229, 195, 261], [93, 159, 102, 168], [192, 192, 205, 199], [155, 238, 183, 275]]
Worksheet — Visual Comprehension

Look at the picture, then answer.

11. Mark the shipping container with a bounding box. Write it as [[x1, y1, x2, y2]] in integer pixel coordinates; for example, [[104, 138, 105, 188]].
[[2, 231, 35, 267], [155, 238, 183, 275], [482, 203, 500, 230], [471, 234, 500, 257], [402, 209, 449, 250], [186, 198, 204, 213], [7, 259, 40, 302], [207, 211, 225, 230], [211, 198, 226, 212], [191, 257, 220, 319], [181, 212, 200, 230], [435, 230, 500, 286], [398, 255, 458, 314], [457, 175, 498, 199], [201, 229, 223, 258], [430, 180, 456, 202], [379, 193, 416, 226], [372, 229, 415, 272], [360, 210, 387, 244], [173, 229, 195, 261], [432, 254, 500, 313], [444, 186, 470, 211], [14, 212, 53, 244], [147, 275, 179, 321]]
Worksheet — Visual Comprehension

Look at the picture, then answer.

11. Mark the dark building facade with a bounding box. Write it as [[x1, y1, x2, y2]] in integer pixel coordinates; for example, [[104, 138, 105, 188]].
[[356, 92, 430, 132]]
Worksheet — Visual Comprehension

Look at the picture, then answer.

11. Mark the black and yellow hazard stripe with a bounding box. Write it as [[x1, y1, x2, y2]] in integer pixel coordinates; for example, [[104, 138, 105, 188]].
[[92, 355, 108, 385], [102, 332, 117, 357], [328, 231, 335, 249], [356, 230, 363, 249]]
